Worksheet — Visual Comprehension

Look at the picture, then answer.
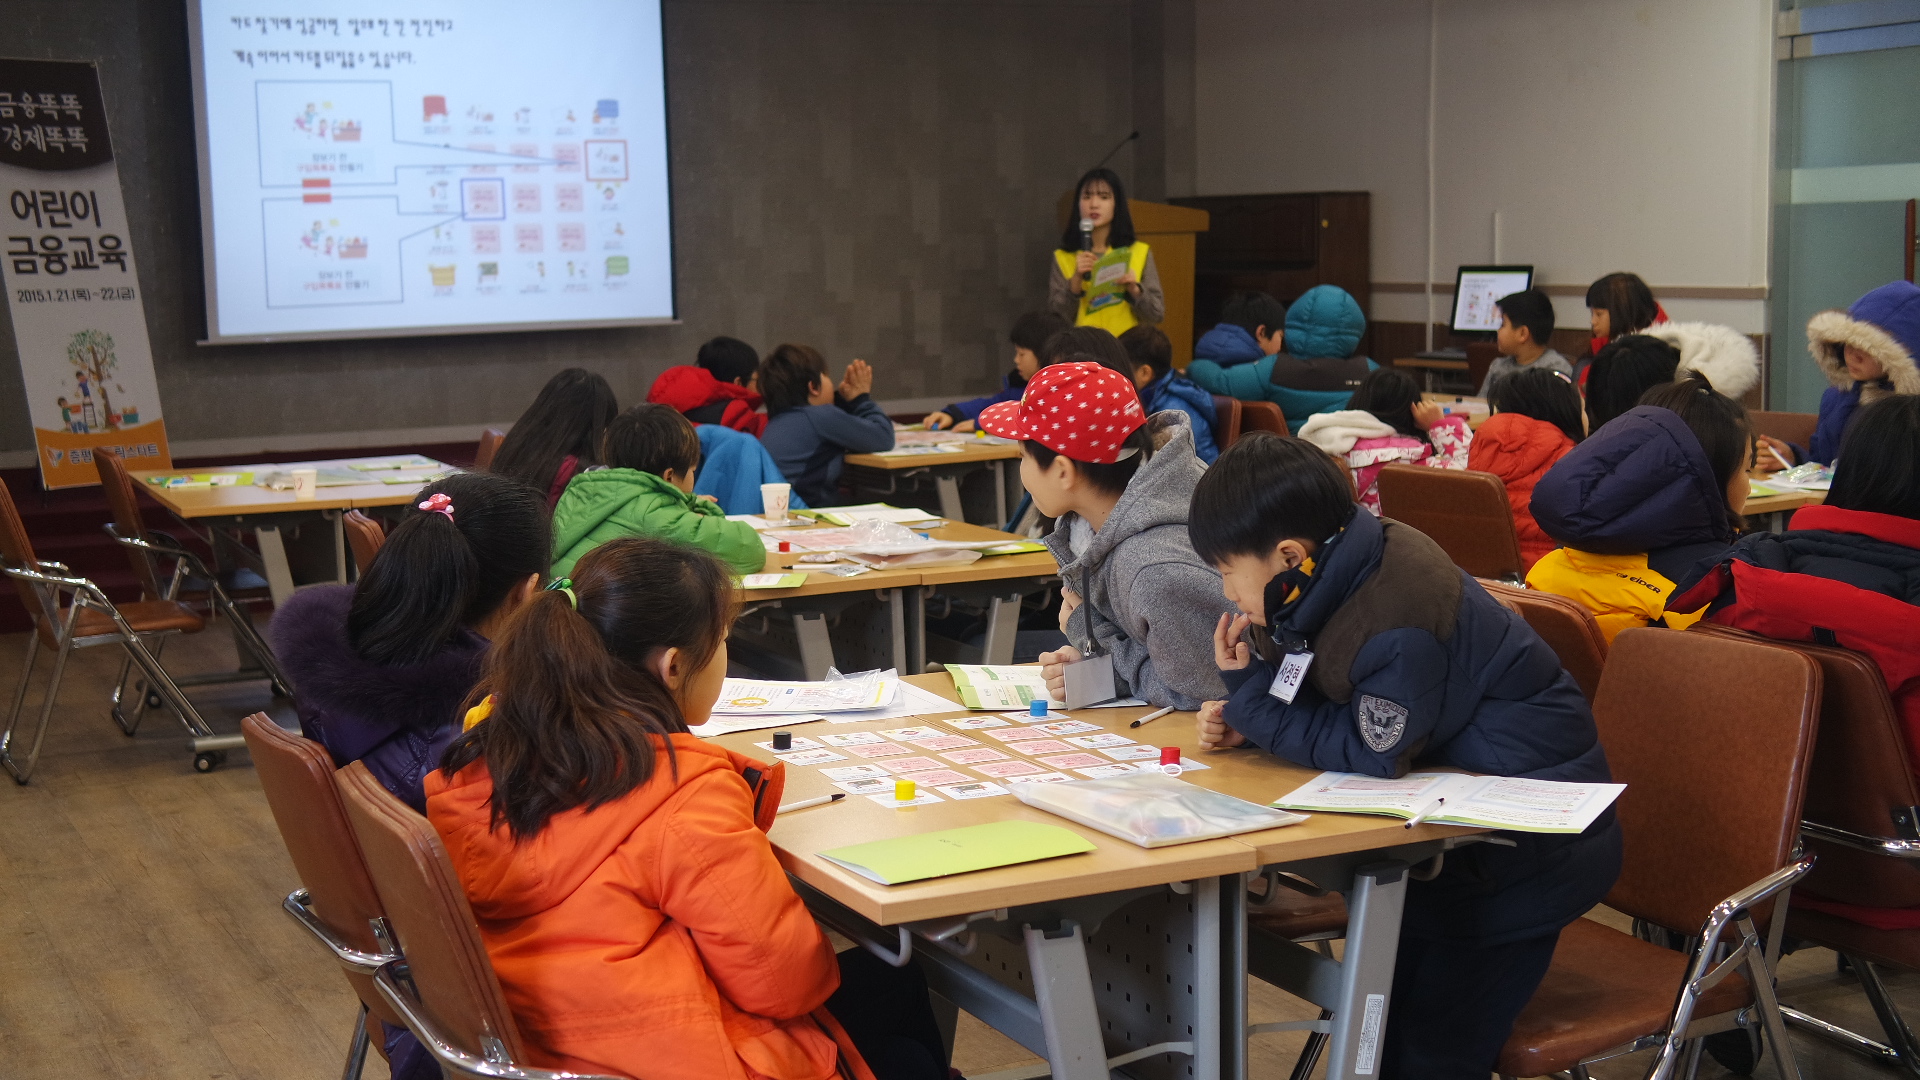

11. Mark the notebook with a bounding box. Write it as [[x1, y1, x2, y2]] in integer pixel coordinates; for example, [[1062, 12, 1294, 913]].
[[1271, 771, 1624, 834], [817, 819, 1095, 885]]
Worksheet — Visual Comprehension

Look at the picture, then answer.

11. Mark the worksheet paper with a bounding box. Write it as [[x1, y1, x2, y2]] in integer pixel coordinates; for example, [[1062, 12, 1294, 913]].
[[1271, 771, 1624, 834], [711, 677, 897, 714]]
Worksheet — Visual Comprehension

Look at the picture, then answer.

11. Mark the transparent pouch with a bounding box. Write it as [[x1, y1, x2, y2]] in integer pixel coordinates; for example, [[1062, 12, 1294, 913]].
[[1013, 770, 1307, 847]]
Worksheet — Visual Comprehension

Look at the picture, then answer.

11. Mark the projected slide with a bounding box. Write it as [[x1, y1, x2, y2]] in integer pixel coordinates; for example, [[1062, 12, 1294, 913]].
[[190, 3, 671, 342]]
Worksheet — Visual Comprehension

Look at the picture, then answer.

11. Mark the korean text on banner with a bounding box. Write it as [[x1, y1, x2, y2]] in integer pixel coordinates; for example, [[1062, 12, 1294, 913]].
[[0, 57, 170, 489]]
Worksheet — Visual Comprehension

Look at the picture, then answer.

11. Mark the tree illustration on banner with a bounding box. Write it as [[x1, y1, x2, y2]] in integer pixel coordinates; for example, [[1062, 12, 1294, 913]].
[[67, 329, 119, 432]]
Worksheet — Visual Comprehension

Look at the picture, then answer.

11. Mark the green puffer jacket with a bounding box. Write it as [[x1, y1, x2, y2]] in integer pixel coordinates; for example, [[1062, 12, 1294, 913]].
[[550, 468, 765, 578]]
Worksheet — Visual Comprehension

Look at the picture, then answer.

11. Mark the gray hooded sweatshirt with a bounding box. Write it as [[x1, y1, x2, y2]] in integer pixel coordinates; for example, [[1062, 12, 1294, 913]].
[[1042, 412, 1232, 710]]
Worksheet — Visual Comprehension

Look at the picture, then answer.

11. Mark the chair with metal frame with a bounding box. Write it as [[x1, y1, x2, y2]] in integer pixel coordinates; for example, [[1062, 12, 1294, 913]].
[[473, 428, 506, 472], [343, 510, 386, 577], [336, 760, 620, 1080], [1239, 399, 1288, 436], [1479, 580, 1609, 703], [1496, 627, 1822, 1079], [1689, 624, 1920, 1074], [242, 713, 403, 1080], [1209, 395, 1243, 451], [0, 476, 248, 781], [1376, 464, 1526, 583]]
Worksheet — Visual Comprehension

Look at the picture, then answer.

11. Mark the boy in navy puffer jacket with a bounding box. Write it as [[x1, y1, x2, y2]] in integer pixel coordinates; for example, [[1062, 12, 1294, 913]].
[[1189, 433, 1621, 1079]]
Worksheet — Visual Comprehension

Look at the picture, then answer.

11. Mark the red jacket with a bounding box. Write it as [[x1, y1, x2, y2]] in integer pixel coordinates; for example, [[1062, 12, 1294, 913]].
[[1465, 412, 1575, 570], [649, 366, 768, 436], [426, 735, 874, 1080]]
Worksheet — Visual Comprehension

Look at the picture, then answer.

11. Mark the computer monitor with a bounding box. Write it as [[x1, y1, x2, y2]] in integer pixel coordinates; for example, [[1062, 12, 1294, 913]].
[[1449, 265, 1534, 335]]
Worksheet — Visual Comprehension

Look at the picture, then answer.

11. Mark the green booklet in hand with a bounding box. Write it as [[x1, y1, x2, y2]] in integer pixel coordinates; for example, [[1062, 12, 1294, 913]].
[[1083, 246, 1134, 313], [818, 820, 1095, 885]]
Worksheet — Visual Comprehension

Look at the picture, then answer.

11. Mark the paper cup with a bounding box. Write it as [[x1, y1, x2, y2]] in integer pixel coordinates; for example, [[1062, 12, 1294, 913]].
[[291, 468, 318, 500], [760, 482, 790, 522]]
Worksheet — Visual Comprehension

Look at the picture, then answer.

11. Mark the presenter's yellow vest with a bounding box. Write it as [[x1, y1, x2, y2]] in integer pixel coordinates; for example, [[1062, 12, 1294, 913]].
[[1054, 242, 1152, 336]]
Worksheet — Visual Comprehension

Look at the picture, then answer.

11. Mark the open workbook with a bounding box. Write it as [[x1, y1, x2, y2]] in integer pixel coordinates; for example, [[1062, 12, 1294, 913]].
[[1272, 771, 1624, 834]]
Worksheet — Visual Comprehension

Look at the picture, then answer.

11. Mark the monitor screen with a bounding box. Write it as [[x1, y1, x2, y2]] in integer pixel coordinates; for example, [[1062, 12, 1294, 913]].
[[1450, 266, 1534, 334], [187, 0, 674, 343]]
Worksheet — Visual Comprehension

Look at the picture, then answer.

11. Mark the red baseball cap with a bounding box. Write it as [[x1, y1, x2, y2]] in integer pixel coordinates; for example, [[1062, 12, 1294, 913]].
[[978, 362, 1146, 464]]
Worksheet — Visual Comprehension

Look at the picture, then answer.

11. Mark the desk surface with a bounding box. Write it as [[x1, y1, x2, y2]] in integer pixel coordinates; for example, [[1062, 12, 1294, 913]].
[[1393, 356, 1469, 372], [708, 674, 1471, 924], [844, 441, 1022, 470], [132, 457, 452, 518], [747, 521, 1058, 599], [1745, 487, 1824, 517]]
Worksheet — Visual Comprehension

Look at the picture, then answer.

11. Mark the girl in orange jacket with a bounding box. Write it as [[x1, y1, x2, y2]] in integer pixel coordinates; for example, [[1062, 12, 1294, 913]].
[[426, 537, 947, 1080], [1465, 368, 1584, 570]]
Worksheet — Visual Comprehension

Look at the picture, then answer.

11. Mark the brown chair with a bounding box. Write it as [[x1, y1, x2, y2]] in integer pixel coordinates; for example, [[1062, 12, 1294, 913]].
[[1497, 628, 1822, 1078], [1689, 625, 1920, 1070], [337, 761, 619, 1079], [0, 476, 241, 780], [1375, 465, 1526, 582], [1750, 411, 1819, 454], [1209, 395, 1243, 450], [242, 714, 401, 1080], [1247, 871, 1350, 1076], [473, 427, 506, 472], [1479, 581, 1609, 702], [1240, 400, 1288, 436], [343, 510, 386, 577], [94, 449, 289, 725]]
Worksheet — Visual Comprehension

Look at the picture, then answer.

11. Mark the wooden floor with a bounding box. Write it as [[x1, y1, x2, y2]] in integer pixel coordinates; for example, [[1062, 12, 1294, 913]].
[[1, 625, 1915, 1079]]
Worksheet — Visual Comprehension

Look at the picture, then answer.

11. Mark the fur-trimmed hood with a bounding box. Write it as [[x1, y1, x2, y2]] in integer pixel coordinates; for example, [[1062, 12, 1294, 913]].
[[1636, 321, 1760, 401], [1807, 280, 1920, 394]]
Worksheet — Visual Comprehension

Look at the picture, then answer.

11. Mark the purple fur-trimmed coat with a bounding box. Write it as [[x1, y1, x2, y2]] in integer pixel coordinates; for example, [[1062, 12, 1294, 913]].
[[269, 585, 487, 813]]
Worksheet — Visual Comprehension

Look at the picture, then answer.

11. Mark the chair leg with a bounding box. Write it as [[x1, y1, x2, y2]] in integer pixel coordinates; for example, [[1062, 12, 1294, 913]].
[[342, 1002, 370, 1080], [1287, 1011, 1331, 1080], [1, 631, 73, 784], [1, 634, 43, 777], [1748, 938, 1806, 1080], [107, 650, 141, 735], [1680, 1036, 1705, 1080], [1856, 957, 1920, 1074], [215, 589, 291, 697], [118, 635, 216, 741]]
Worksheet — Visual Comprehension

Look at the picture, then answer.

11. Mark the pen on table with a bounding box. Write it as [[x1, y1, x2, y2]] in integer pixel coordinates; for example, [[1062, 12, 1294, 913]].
[[1403, 797, 1445, 829], [1765, 442, 1794, 472], [1129, 706, 1176, 729], [777, 793, 846, 814]]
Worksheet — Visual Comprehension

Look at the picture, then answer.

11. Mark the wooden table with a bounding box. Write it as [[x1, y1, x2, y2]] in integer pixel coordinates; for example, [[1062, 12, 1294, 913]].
[[1744, 485, 1824, 532], [709, 674, 1478, 1080], [1393, 356, 1469, 393], [843, 440, 1024, 526], [131, 457, 453, 606]]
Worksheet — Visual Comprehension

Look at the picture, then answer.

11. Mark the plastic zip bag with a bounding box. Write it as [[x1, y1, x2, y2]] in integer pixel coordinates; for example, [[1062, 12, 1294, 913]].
[[1013, 770, 1308, 848]]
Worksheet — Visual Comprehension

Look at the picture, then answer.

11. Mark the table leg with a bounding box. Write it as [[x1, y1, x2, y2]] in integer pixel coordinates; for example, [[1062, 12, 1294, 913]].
[[792, 611, 836, 679], [907, 586, 926, 675], [991, 459, 1009, 528], [980, 591, 1024, 665], [1025, 920, 1110, 1080], [935, 472, 966, 522], [327, 509, 347, 584], [1324, 861, 1409, 1079], [255, 526, 298, 607], [880, 588, 907, 674], [1218, 873, 1249, 1080]]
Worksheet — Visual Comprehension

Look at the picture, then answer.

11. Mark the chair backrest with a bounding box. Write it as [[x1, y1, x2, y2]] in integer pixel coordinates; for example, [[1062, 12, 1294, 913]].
[[337, 759, 531, 1064], [473, 428, 506, 472], [241, 714, 403, 1026], [0, 475, 51, 622], [1690, 624, 1920, 909], [1750, 410, 1819, 452], [93, 448, 163, 598], [1209, 395, 1243, 450], [1376, 465, 1525, 581], [1479, 581, 1609, 702], [342, 510, 386, 577], [1596, 628, 1821, 931], [1241, 399, 1287, 436]]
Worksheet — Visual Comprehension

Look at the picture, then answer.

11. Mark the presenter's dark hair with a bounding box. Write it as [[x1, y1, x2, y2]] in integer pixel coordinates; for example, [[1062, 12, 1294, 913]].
[[601, 403, 702, 478], [440, 537, 736, 841], [1585, 272, 1660, 343], [1586, 334, 1680, 430], [1058, 167, 1135, 251], [1495, 289, 1556, 348], [1024, 425, 1152, 499], [1040, 326, 1129, 371], [1348, 368, 1425, 439], [1010, 311, 1070, 355], [1827, 395, 1920, 520], [1640, 373, 1750, 529], [488, 368, 618, 496], [1220, 291, 1289, 339], [1190, 434, 1356, 564], [696, 336, 760, 386], [347, 472, 549, 667], [758, 343, 829, 414], [1490, 367, 1585, 445], [1119, 325, 1174, 379]]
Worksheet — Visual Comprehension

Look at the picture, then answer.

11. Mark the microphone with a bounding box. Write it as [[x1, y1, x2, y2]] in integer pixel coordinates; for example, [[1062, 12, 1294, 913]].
[[1079, 218, 1094, 281]]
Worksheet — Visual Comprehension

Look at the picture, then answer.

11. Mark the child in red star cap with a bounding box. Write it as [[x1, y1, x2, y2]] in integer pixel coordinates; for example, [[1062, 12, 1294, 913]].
[[978, 362, 1233, 710]]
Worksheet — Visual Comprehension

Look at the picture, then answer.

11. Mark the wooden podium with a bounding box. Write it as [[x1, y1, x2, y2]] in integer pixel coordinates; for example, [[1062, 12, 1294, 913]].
[[1057, 197, 1211, 368]]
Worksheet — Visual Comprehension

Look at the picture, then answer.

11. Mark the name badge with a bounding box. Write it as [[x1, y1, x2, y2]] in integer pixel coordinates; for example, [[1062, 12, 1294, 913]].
[[1268, 649, 1314, 704], [1064, 653, 1119, 709]]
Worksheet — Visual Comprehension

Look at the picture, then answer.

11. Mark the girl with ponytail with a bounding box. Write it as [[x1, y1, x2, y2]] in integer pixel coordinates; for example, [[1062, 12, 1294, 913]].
[[428, 537, 947, 1080]]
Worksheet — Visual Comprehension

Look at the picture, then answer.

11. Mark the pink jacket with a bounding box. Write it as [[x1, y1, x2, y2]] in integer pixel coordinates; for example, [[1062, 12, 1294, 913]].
[[1299, 411, 1472, 515]]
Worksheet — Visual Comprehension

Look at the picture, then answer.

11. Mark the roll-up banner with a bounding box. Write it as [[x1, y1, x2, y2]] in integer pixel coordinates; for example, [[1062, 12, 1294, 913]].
[[0, 57, 170, 489]]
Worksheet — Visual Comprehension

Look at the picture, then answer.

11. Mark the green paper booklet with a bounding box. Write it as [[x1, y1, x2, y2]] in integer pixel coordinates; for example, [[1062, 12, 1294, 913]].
[[944, 664, 1050, 710], [819, 820, 1095, 885]]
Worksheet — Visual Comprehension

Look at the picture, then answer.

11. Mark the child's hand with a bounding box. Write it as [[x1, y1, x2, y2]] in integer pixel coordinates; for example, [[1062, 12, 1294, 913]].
[[924, 411, 952, 430], [695, 493, 718, 504], [1198, 700, 1246, 750], [953, 419, 977, 433], [1037, 645, 1083, 702], [839, 359, 874, 399], [1058, 587, 1082, 633], [1411, 401, 1443, 431], [1754, 434, 1794, 473], [1214, 612, 1252, 671]]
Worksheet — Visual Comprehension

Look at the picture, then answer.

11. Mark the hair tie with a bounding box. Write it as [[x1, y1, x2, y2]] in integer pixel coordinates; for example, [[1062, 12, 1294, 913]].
[[546, 577, 577, 609], [417, 492, 455, 521]]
